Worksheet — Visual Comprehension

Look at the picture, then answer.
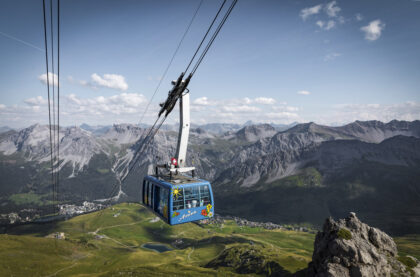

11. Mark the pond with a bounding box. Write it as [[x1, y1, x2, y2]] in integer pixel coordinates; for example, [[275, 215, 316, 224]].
[[141, 243, 172, 253]]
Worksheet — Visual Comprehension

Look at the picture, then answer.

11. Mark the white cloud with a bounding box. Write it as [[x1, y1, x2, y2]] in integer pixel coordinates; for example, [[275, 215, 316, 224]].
[[193, 97, 210, 106], [285, 106, 299, 112], [324, 52, 342, 61], [2, 96, 419, 128], [300, 4, 322, 20], [325, 20, 335, 30], [222, 105, 260, 113], [325, 1, 341, 18], [355, 13, 363, 21], [266, 112, 299, 120], [147, 75, 163, 81], [361, 20, 385, 41], [66, 93, 146, 115], [67, 75, 98, 90], [325, 102, 420, 124], [316, 20, 335, 30], [272, 105, 299, 112], [24, 96, 48, 106], [254, 97, 276, 105], [38, 72, 58, 86], [189, 97, 302, 124], [243, 97, 252, 105], [109, 93, 145, 107], [316, 21, 325, 28], [297, 90, 311, 95], [91, 73, 128, 91]]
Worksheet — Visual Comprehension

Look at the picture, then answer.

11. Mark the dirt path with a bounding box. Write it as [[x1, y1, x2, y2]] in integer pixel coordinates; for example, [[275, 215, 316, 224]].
[[90, 217, 152, 235]]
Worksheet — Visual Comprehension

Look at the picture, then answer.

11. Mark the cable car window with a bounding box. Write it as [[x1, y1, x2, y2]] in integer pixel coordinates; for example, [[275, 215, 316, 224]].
[[157, 187, 169, 219], [148, 182, 153, 207], [142, 180, 146, 204], [199, 185, 211, 206], [173, 187, 184, 211], [184, 186, 200, 209], [144, 181, 150, 205]]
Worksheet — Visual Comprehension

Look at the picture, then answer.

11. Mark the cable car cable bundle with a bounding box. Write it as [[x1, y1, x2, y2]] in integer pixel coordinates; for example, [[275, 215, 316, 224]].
[[42, 0, 60, 215], [42, 0, 240, 225], [138, 0, 238, 225], [94, 0, 206, 219], [122, 0, 238, 184]]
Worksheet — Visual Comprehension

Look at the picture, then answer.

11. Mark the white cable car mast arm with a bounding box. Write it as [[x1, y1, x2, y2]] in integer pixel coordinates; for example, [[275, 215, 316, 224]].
[[175, 91, 193, 169]]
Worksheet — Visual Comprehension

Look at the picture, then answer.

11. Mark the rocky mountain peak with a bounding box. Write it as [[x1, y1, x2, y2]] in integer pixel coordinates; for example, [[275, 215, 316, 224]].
[[102, 124, 143, 145], [192, 127, 206, 134], [284, 122, 339, 138], [338, 120, 420, 143], [234, 124, 277, 142], [307, 212, 419, 276]]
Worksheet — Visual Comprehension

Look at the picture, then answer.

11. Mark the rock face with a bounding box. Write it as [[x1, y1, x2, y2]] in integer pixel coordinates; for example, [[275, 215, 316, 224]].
[[205, 244, 291, 276], [307, 212, 417, 277]]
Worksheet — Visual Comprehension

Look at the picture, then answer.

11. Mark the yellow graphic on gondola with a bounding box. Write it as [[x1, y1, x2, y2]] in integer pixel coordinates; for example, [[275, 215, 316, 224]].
[[202, 203, 213, 218], [172, 187, 181, 200]]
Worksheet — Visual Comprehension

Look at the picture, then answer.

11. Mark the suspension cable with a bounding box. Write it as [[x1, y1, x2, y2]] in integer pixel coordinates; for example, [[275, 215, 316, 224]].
[[121, 116, 165, 183], [42, 0, 55, 215], [56, 0, 60, 206], [94, 1, 205, 214], [49, 0, 57, 211], [96, 0, 238, 212], [120, 0, 238, 186], [42, 0, 61, 215], [184, 0, 227, 74], [135, 0, 203, 134], [191, 0, 238, 76], [57, 0, 60, 207]]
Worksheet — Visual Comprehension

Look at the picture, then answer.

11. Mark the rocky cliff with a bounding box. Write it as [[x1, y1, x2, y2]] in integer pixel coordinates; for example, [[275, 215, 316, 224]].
[[306, 212, 420, 277]]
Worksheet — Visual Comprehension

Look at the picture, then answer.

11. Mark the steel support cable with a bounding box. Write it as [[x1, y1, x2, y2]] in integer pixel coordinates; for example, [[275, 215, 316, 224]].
[[191, 0, 238, 76], [96, 114, 164, 220], [121, 115, 166, 183], [95, 115, 166, 224], [94, 115, 162, 224], [96, 0, 237, 216], [57, 0, 60, 207], [49, 0, 57, 211], [135, 0, 203, 141], [122, 0, 238, 185], [42, 0, 55, 216], [101, 0, 205, 210], [184, 0, 227, 74], [127, 116, 162, 172], [121, 116, 167, 183], [115, 0, 208, 190]]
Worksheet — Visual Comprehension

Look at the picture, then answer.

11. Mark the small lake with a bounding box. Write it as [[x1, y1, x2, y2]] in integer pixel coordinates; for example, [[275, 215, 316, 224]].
[[141, 243, 172, 253]]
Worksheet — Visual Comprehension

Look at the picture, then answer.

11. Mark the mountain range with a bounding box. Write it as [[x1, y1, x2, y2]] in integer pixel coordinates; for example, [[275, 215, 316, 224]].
[[0, 120, 419, 235]]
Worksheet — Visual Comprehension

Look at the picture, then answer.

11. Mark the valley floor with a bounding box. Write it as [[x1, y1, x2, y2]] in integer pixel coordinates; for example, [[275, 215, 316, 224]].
[[0, 203, 418, 276], [0, 203, 315, 276]]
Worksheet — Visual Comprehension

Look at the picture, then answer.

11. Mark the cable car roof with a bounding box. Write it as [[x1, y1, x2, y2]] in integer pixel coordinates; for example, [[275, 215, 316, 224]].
[[144, 174, 210, 188]]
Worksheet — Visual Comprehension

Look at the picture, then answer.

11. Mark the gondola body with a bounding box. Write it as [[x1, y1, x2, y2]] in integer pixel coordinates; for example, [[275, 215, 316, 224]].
[[142, 175, 214, 225]]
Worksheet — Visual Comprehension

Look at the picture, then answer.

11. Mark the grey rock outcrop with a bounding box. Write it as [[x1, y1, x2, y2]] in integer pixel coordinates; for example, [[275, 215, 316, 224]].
[[307, 212, 418, 277]]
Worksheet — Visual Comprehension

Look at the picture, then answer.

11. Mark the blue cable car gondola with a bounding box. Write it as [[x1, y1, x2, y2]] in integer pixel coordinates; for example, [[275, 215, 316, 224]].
[[141, 76, 214, 225], [142, 175, 214, 225]]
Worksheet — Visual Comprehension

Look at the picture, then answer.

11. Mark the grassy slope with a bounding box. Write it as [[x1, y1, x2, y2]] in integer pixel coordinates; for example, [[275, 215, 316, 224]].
[[395, 235, 420, 260], [1, 203, 419, 276], [0, 203, 314, 276], [216, 162, 420, 236]]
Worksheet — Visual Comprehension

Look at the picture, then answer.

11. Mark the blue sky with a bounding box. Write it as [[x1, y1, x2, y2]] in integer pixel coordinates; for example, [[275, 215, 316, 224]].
[[1, 0, 419, 127]]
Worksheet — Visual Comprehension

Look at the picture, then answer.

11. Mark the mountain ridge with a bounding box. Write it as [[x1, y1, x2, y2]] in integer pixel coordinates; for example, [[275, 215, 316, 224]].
[[1, 120, 419, 234]]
